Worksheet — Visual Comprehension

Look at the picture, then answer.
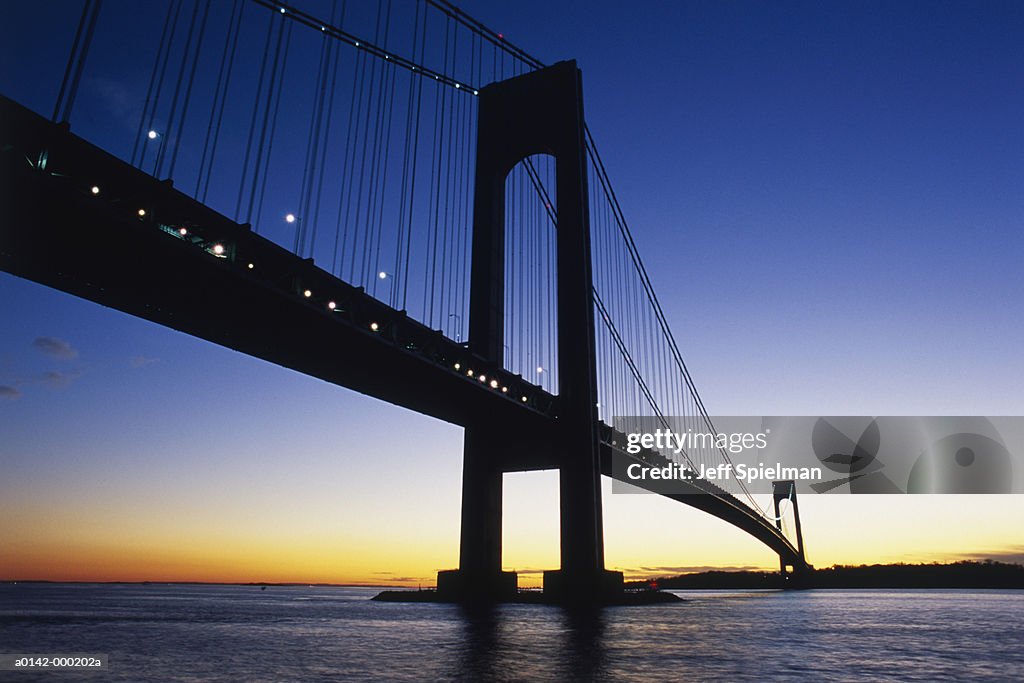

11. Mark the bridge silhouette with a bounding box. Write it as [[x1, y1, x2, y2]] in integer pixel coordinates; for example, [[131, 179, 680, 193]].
[[0, 0, 807, 602]]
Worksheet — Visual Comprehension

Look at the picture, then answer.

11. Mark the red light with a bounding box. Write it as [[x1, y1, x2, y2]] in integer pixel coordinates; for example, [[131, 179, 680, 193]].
[[498, 33, 504, 39]]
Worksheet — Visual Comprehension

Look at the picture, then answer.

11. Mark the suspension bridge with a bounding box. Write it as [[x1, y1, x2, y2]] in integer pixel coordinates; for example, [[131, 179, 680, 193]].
[[0, 0, 808, 602]]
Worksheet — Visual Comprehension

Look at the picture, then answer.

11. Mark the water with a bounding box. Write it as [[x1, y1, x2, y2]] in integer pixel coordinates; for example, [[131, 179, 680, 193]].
[[1, 584, 1022, 681]]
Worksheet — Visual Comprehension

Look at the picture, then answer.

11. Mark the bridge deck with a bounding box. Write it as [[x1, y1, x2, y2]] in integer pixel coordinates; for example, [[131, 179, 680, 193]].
[[0, 95, 556, 434]]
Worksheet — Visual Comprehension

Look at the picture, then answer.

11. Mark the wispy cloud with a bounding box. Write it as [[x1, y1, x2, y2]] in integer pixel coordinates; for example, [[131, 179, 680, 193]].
[[956, 546, 1024, 565], [0, 385, 20, 400], [612, 564, 768, 579], [40, 370, 81, 388], [129, 355, 159, 369], [32, 337, 79, 360]]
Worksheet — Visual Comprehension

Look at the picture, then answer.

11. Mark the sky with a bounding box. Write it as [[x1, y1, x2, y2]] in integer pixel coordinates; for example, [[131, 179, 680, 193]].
[[2, 0, 1023, 586]]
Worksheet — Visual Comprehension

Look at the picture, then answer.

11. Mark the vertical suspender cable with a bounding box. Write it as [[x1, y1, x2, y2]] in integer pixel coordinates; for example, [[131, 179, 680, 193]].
[[401, 1, 428, 311], [141, 0, 185, 172], [196, 0, 244, 199], [53, 0, 103, 124], [243, 13, 287, 226], [309, 1, 347, 263], [132, 0, 179, 166], [295, 2, 335, 255], [251, 20, 293, 230], [333, 44, 366, 276], [155, 0, 203, 177], [394, 0, 422, 309], [166, 0, 212, 180], [235, 13, 276, 221]]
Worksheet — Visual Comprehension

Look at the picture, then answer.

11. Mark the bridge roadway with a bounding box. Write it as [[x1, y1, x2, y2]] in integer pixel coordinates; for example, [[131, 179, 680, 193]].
[[0, 95, 804, 569]]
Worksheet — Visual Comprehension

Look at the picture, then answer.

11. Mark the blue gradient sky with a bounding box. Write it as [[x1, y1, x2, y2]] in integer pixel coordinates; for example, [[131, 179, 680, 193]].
[[2, 0, 1023, 583]]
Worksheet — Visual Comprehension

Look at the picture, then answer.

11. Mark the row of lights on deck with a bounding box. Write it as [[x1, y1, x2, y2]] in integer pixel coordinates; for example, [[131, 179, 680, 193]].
[[96, 180, 525, 405], [128, 200, 230, 258], [301, 286, 380, 331], [129, 189, 529, 405], [89, 181, 373, 330], [452, 362, 530, 403]]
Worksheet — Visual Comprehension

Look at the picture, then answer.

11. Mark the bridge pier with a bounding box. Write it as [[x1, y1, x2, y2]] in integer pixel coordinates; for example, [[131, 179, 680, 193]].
[[437, 426, 518, 601]]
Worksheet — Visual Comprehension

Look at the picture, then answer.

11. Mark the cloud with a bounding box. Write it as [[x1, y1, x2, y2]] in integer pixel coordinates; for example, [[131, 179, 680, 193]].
[[41, 370, 81, 388], [613, 564, 768, 579], [0, 385, 20, 399], [129, 355, 159, 369], [32, 337, 78, 360], [956, 546, 1024, 565]]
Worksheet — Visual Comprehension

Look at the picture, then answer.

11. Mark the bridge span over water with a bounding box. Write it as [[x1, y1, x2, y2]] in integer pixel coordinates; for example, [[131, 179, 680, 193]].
[[0, 0, 807, 602]]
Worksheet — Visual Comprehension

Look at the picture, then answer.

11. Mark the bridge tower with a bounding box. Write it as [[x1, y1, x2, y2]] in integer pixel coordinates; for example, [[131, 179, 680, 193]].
[[436, 61, 622, 602], [773, 480, 809, 584]]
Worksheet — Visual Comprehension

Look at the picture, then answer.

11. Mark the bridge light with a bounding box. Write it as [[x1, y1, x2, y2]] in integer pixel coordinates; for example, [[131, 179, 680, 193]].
[[138, 209, 146, 217], [454, 363, 461, 370], [279, 7, 285, 13], [490, 379, 498, 388], [354, 41, 360, 47], [328, 301, 336, 310], [521, 396, 528, 402], [370, 322, 379, 331], [303, 289, 312, 298], [247, 262, 254, 269], [147, 130, 158, 140], [90, 186, 100, 195], [285, 213, 296, 223], [473, 90, 479, 96], [467, 369, 474, 377], [536, 366, 544, 373], [212, 244, 225, 255], [179, 227, 188, 236], [478, 375, 486, 382], [501, 386, 508, 393], [378, 271, 387, 279], [455, 83, 460, 89]]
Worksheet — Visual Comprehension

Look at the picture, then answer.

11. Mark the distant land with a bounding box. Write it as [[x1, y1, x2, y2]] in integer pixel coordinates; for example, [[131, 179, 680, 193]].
[[5, 561, 1023, 591], [626, 561, 1024, 590]]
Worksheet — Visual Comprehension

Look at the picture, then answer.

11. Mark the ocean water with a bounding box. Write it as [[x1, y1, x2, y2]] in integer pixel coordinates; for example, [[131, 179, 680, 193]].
[[1, 584, 1022, 681]]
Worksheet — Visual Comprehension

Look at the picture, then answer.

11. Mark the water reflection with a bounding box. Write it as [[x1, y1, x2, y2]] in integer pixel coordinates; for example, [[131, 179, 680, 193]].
[[451, 604, 502, 680], [449, 604, 610, 682], [558, 607, 609, 681]]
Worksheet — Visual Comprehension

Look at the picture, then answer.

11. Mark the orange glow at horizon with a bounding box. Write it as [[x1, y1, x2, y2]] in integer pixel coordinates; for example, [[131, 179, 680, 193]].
[[3, 480, 1022, 588]]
